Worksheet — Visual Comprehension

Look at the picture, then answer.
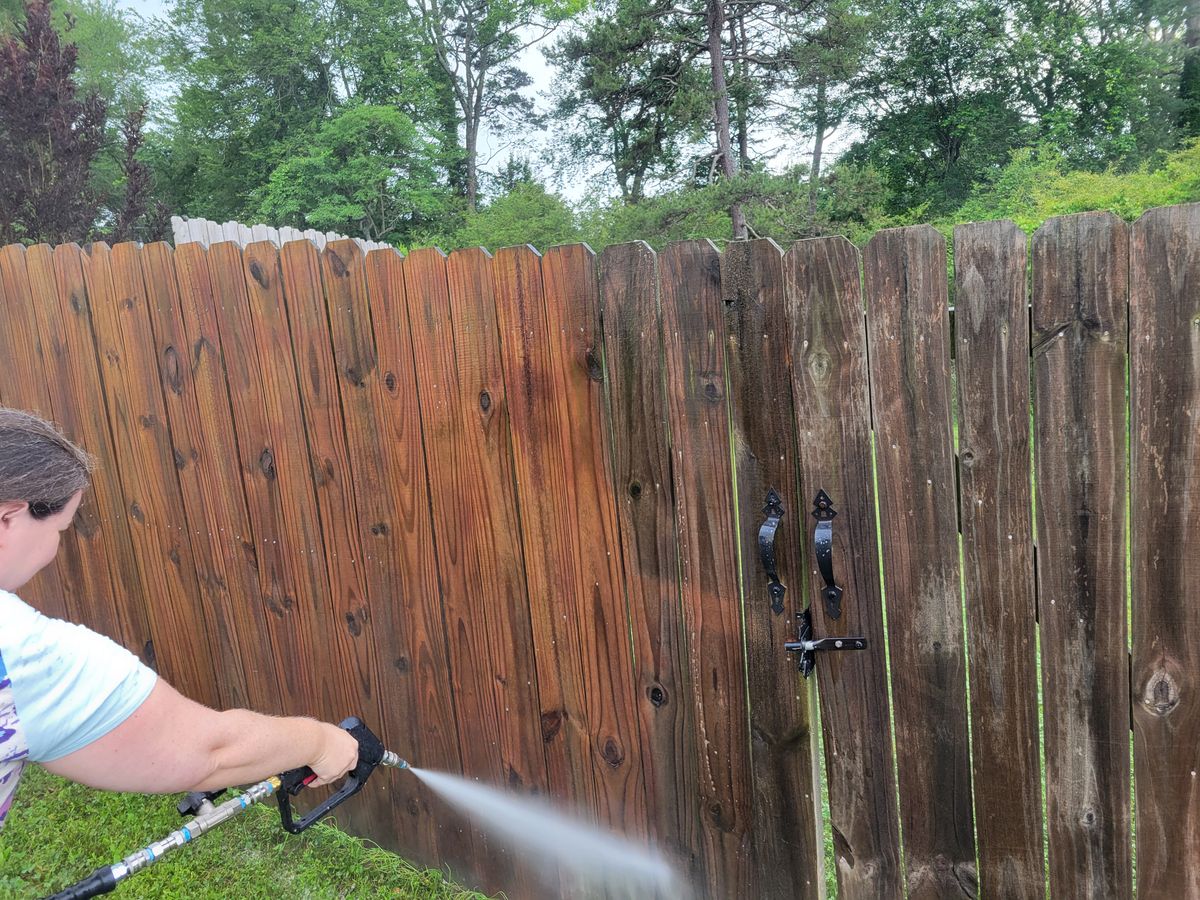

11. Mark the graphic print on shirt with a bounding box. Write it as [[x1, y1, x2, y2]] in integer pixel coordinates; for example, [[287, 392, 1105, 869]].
[[0, 651, 30, 831]]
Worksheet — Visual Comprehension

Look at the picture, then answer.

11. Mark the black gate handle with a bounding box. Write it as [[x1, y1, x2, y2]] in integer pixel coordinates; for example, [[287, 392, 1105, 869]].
[[812, 489, 843, 620], [758, 488, 786, 615]]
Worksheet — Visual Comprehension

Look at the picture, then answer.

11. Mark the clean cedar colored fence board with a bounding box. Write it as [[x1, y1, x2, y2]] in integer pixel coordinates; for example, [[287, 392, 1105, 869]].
[[721, 238, 823, 900], [21, 246, 97, 625], [1033, 211, 1132, 899], [490, 244, 605, 828], [864, 226, 977, 900], [408, 245, 548, 894], [1131, 202, 1200, 898], [140, 242, 265, 714], [167, 242, 289, 714], [203, 241, 331, 714], [785, 235, 903, 900], [82, 242, 223, 709], [659, 240, 753, 898], [0, 246, 73, 621], [538, 243, 648, 833], [321, 242, 466, 867], [597, 242, 701, 883], [953, 221, 1044, 898]]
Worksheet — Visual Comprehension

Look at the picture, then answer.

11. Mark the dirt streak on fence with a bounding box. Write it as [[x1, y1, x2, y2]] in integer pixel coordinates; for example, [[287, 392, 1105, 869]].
[[1, 203, 1197, 899]]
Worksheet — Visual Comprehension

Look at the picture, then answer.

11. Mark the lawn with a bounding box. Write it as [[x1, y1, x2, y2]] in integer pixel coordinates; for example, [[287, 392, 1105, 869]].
[[0, 765, 488, 899]]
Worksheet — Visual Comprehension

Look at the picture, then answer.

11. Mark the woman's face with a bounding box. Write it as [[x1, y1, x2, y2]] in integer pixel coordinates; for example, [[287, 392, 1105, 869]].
[[0, 490, 83, 592]]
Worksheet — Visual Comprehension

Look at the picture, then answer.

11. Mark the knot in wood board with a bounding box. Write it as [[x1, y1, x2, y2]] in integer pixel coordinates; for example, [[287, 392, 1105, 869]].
[[1142, 667, 1180, 717]]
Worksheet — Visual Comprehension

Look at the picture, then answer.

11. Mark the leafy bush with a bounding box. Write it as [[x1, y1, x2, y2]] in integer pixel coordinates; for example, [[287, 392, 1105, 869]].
[[446, 181, 580, 252], [950, 140, 1200, 232]]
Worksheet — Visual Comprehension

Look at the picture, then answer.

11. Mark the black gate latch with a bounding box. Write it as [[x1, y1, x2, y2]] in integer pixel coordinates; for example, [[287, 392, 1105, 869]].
[[785, 489, 868, 678]]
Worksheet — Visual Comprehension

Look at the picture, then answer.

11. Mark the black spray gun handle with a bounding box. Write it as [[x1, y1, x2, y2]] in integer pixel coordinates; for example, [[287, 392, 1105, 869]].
[[276, 716, 386, 834]]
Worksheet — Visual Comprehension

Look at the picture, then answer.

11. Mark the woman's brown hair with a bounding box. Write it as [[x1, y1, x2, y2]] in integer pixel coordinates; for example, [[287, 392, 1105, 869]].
[[0, 407, 93, 519]]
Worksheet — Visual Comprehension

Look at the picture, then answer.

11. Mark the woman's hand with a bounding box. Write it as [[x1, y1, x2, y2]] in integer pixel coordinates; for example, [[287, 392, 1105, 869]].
[[306, 721, 361, 786]]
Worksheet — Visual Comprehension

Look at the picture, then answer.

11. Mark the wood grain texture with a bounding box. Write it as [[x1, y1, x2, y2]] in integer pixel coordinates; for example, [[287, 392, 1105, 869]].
[[204, 241, 333, 716], [1032, 211, 1132, 899], [416, 245, 550, 894], [0, 244, 73, 620], [721, 238, 823, 900], [785, 236, 903, 900], [598, 241, 700, 886], [539, 243, 647, 833], [490, 245, 600, 820], [954, 221, 1044, 897], [659, 240, 753, 898], [864, 226, 976, 900], [1130, 202, 1200, 899], [45, 243, 155, 656], [328, 243, 467, 868], [141, 241, 266, 713], [17, 245, 90, 624], [81, 242, 221, 708], [276, 238, 384, 838]]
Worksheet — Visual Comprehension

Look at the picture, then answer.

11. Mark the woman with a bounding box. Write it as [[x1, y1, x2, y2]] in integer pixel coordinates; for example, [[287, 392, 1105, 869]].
[[0, 406, 358, 831]]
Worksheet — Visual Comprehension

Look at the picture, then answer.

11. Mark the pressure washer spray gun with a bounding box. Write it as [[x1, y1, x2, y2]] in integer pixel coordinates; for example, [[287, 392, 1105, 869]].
[[46, 717, 409, 900]]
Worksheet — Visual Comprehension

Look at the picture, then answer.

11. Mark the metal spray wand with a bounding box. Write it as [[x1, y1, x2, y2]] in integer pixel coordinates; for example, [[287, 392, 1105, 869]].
[[45, 717, 409, 900]]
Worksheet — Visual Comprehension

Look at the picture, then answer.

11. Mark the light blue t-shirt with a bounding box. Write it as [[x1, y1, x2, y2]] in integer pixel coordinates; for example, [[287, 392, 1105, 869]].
[[0, 590, 156, 830]]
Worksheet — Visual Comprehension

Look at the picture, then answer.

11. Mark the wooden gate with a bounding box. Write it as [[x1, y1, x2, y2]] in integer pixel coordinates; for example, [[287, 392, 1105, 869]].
[[1, 203, 1197, 898]]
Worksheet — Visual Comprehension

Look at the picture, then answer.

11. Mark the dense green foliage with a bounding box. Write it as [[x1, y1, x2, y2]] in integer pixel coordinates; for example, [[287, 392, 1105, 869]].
[[0, 766, 487, 898], [0, 0, 1197, 249]]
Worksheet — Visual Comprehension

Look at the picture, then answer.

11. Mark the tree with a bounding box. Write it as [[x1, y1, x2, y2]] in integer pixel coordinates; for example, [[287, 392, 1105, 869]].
[[1181, 0, 1200, 137], [258, 104, 445, 244], [547, 0, 710, 203], [451, 180, 579, 249], [409, 0, 583, 211], [0, 0, 106, 244], [846, 0, 1028, 214]]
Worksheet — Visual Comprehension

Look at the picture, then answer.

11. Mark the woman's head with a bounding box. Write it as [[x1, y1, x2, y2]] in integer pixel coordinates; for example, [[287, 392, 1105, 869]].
[[0, 407, 93, 591]]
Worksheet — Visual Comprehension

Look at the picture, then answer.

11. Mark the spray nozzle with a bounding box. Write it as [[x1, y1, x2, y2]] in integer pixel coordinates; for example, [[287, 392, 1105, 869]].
[[276, 717, 409, 833]]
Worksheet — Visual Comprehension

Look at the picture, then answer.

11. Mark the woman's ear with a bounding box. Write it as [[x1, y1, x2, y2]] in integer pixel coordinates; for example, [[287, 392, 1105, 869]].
[[0, 501, 28, 529]]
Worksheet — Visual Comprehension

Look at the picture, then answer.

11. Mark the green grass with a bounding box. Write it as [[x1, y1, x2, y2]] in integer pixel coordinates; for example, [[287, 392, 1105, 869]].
[[0, 766, 488, 899]]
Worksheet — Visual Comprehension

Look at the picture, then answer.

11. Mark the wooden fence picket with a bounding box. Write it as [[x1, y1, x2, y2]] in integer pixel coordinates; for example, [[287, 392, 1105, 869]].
[[141, 241, 265, 713], [276, 237, 383, 839], [785, 235, 903, 900], [0, 245, 73, 621], [954, 220, 1044, 897], [1033, 211, 1133, 899], [721, 238, 824, 900], [659, 239, 753, 898], [82, 242, 222, 709], [408, 245, 549, 894], [203, 241, 332, 715], [597, 241, 700, 887], [864, 226, 976, 900], [1130, 202, 1200, 898], [319, 241, 467, 866]]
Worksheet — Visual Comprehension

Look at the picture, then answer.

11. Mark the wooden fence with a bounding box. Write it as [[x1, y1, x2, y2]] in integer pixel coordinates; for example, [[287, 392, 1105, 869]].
[[0, 203, 1197, 899]]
